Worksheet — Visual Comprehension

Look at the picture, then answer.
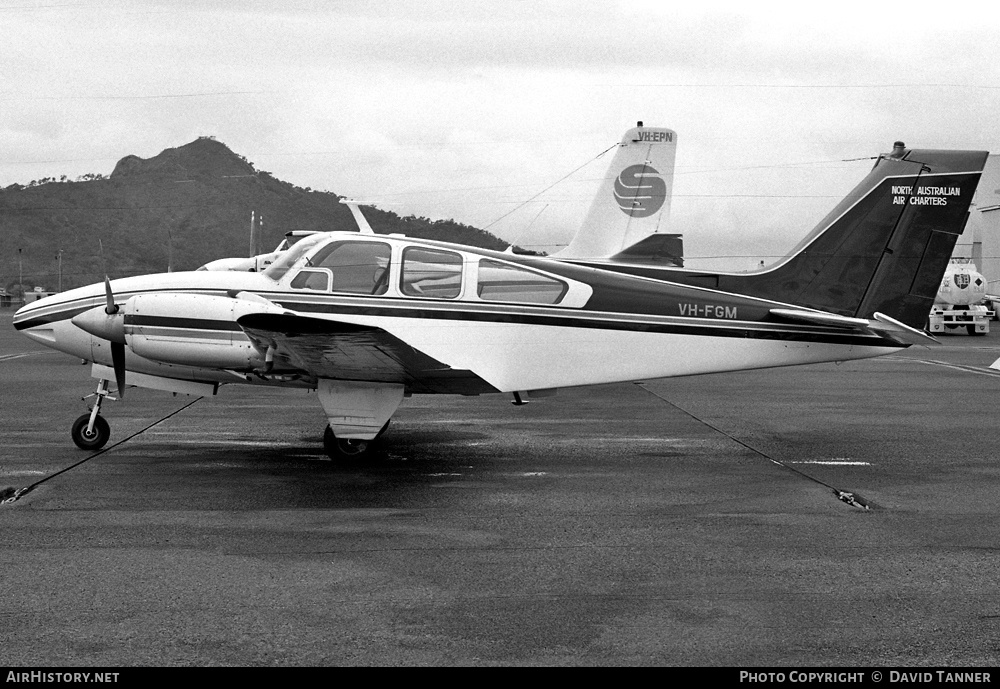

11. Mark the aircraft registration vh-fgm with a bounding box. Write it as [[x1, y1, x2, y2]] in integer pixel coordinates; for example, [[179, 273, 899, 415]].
[[12, 126, 990, 461]]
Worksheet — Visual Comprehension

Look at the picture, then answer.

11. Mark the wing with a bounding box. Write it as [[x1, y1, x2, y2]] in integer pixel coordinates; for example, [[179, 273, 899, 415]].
[[237, 312, 496, 394]]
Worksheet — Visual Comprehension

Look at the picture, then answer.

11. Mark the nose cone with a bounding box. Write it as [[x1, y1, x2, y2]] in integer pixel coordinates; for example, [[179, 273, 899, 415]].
[[72, 305, 126, 344], [13, 290, 99, 357], [12, 291, 66, 332], [13, 299, 56, 345]]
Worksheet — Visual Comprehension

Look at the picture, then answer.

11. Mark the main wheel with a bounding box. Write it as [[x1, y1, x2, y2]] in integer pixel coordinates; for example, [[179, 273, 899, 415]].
[[323, 425, 373, 461], [71, 414, 110, 451]]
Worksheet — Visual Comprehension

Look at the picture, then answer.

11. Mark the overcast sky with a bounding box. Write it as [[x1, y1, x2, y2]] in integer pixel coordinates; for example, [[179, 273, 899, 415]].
[[3, 0, 999, 268]]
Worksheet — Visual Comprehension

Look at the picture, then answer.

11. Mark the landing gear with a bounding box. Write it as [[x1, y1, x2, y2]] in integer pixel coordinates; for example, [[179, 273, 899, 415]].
[[71, 414, 110, 450], [323, 420, 390, 461], [316, 379, 403, 462], [72, 378, 115, 451], [324, 425, 370, 460], [70, 378, 115, 450]]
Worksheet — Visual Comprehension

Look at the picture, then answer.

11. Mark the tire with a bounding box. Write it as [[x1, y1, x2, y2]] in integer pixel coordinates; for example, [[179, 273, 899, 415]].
[[71, 414, 110, 451], [323, 425, 373, 461]]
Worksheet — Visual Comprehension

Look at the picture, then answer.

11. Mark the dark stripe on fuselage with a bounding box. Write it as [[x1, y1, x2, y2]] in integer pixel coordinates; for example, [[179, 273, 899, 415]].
[[289, 302, 893, 345], [13, 304, 94, 331], [14, 287, 902, 348], [124, 314, 243, 331], [119, 297, 896, 348]]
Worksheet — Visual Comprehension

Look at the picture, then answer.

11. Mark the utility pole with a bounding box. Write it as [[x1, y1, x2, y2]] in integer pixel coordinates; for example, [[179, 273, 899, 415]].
[[18, 248, 22, 305], [57, 249, 64, 292], [250, 210, 262, 257]]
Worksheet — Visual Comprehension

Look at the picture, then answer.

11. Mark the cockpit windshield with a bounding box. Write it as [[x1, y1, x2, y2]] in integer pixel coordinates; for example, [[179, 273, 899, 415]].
[[262, 234, 328, 281]]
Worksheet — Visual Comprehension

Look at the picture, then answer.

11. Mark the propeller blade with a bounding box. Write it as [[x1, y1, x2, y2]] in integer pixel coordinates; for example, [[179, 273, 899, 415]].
[[111, 341, 126, 398], [104, 276, 118, 315]]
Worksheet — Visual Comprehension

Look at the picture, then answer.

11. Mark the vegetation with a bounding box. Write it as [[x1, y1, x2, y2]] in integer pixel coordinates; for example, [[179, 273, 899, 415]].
[[1, 138, 509, 293]]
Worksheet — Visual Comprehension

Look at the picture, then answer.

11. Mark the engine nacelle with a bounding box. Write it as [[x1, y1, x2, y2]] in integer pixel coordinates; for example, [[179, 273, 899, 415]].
[[123, 292, 285, 370]]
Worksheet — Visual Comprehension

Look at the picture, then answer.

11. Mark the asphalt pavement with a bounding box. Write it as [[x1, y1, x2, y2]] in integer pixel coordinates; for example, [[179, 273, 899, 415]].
[[3, 311, 1000, 666]]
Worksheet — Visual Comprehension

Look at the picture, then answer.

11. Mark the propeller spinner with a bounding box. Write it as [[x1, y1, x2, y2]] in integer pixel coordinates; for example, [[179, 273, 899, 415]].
[[71, 276, 127, 397]]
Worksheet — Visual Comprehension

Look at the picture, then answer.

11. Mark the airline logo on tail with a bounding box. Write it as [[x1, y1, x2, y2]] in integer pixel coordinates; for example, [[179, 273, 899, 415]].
[[554, 123, 677, 260], [613, 164, 666, 218]]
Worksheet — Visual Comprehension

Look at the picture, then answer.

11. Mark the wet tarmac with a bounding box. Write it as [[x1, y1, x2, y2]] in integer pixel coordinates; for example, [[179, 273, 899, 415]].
[[3, 311, 1000, 666]]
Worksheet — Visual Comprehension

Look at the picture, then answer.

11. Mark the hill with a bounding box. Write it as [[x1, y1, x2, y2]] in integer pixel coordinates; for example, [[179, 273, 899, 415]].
[[0, 137, 509, 294]]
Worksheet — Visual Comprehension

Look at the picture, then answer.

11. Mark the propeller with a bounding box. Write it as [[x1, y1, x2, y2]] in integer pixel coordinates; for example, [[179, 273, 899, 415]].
[[72, 275, 127, 397], [103, 276, 127, 398]]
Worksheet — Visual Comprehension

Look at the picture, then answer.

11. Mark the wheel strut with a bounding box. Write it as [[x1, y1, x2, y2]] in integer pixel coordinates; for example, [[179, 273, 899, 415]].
[[72, 378, 115, 450]]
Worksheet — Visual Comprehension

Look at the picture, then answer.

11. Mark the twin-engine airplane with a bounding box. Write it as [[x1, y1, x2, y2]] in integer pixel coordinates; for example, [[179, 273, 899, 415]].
[[12, 126, 989, 461]]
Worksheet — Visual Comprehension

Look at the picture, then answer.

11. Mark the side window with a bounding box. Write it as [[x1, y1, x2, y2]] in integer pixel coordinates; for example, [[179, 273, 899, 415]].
[[309, 241, 391, 295], [400, 247, 464, 299], [262, 234, 326, 281], [477, 260, 567, 304], [290, 269, 331, 291]]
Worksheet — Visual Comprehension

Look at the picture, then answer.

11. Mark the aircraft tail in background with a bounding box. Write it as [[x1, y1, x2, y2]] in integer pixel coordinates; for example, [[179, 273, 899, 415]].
[[555, 123, 677, 260]]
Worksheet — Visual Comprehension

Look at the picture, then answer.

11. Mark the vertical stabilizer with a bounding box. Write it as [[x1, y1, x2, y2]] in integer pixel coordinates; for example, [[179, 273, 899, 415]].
[[555, 123, 676, 259], [711, 144, 989, 328]]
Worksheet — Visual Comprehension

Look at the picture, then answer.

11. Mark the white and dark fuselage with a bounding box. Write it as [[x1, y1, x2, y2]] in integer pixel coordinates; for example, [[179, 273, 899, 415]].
[[14, 232, 903, 398], [11, 140, 989, 454]]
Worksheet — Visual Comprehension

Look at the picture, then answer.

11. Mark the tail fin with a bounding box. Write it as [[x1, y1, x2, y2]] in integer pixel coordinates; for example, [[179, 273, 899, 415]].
[[710, 144, 989, 328], [555, 123, 676, 259]]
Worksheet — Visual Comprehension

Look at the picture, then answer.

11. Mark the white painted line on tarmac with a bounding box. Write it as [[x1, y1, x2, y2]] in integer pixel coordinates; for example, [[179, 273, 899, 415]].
[[0, 352, 49, 362], [884, 356, 1000, 379]]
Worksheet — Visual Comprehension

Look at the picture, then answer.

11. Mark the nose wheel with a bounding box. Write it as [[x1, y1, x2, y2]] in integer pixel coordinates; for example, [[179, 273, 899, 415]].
[[71, 413, 111, 450], [72, 378, 116, 450]]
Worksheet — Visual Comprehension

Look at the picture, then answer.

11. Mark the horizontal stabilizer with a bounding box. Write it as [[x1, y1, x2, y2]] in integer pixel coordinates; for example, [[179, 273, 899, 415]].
[[869, 311, 939, 345], [769, 308, 871, 330], [770, 308, 938, 346], [608, 233, 684, 266]]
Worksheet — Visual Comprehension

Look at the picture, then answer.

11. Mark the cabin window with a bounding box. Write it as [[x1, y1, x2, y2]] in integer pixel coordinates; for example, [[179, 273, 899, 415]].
[[290, 269, 331, 291], [309, 241, 392, 295], [262, 234, 327, 281], [400, 247, 463, 299], [476, 260, 567, 304]]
